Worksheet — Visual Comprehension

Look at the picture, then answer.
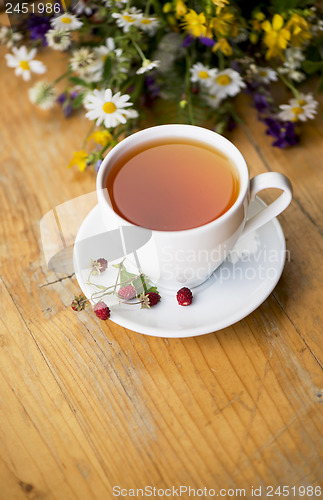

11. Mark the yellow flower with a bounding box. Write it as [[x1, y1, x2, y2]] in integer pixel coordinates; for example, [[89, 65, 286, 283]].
[[182, 9, 207, 37], [211, 0, 229, 15], [163, 2, 172, 14], [212, 10, 235, 38], [286, 13, 312, 47], [175, 0, 187, 18], [88, 130, 112, 146], [251, 11, 265, 32], [261, 14, 291, 60], [213, 37, 232, 56], [68, 150, 88, 172], [211, 0, 229, 8]]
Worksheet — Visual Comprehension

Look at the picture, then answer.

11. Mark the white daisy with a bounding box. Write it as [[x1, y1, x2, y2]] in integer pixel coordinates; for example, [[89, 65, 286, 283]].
[[105, 0, 127, 7], [257, 67, 278, 84], [137, 16, 159, 35], [73, 0, 96, 16], [70, 47, 97, 76], [5, 46, 46, 81], [136, 59, 160, 75], [28, 81, 57, 110], [204, 93, 223, 109], [0, 26, 23, 48], [45, 28, 71, 51], [279, 47, 305, 82], [50, 13, 83, 31], [278, 93, 318, 122], [92, 38, 120, 70], [83, 88, 137, 128], [207, 69, 246, 100], [112, 8, 143, 32], [190, 63, 217, 85]]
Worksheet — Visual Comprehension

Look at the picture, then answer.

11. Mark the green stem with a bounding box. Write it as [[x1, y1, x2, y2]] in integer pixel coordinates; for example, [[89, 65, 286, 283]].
[[218, 51, 225, 71], [129, 35, 146, 62], [277, 70, 300, 100], [185, 52, 195, 125], [82, 122, 96, 149], [52, 70, 72, 85]]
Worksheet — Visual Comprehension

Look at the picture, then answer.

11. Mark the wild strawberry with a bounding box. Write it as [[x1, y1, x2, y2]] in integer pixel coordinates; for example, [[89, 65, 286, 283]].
[[71, 294, 88, 311], [93, 301, 111, 320], [140, 291, 161, 309], [90, 257, 108, 274], [96, 258, 108, 272], [176, 287, 193, 306], [118, 284, 137, 300]]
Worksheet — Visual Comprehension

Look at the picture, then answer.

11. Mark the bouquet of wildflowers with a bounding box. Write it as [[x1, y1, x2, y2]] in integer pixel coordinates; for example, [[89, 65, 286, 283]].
[[2, 0, 323, 171]]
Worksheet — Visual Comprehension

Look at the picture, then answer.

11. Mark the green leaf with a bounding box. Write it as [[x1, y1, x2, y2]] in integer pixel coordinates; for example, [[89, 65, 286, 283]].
[[302, 60, 323, 75], [103, 57, 113, 81], [270, 0, 309, 12], [146, 286, 158, 294], [69, 76, 93, 88], [71, 93, 85, 109]]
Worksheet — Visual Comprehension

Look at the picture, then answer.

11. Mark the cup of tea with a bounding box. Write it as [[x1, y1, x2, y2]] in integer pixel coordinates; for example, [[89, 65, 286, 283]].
[[97, 124, 292, 290]]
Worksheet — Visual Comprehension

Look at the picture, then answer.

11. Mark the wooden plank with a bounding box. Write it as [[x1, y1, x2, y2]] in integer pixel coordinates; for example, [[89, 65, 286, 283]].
[[0, 41, 322, 499]]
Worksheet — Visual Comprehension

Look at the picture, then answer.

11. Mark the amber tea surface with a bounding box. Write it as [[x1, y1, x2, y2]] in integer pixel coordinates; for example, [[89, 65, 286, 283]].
[[106, 139, 239, 231]]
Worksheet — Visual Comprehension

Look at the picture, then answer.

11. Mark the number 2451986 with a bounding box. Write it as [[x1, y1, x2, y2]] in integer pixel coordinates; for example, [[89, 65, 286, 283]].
[[5, 2, 61, 14]]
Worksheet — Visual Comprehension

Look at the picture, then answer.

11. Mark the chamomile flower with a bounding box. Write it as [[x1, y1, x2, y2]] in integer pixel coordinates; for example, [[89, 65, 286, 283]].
[[257, 67, 278, 84], [0, 26, 23, 48], [136, 59, 160, 75], [279, 47, 305, 82], [5, 46, 46, 81], [112, 8, 143, 32], [278, 93, 318, 122], [137, 16, 159, 35], [190, 63, 217, 85], [73, 0, 96, 16], [83, 88, 137, 128], [207, 69, 245, 100], [204, 93, 223, 109], [105, 0, 127, 7], [45, 29, 71, 51], [50, 13, 83, 31], [92, 38, 121, 71], [70, 47, 97, 76], [28, 81, 57, 110]]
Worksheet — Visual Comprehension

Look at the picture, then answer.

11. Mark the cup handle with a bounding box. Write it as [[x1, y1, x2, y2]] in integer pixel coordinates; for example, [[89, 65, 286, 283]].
[[241, 172, 293, 237]]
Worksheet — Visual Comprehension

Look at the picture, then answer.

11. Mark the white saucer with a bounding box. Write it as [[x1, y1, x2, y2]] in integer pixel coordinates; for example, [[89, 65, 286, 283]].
[[73, 199, 286, 338]]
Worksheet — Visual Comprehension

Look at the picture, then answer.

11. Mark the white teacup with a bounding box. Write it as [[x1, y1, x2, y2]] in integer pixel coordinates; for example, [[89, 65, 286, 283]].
[[97, 125, 292, 290]]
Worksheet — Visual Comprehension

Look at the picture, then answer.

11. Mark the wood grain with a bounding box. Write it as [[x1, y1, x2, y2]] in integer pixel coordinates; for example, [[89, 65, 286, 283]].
[[0, 35, 322, 500]]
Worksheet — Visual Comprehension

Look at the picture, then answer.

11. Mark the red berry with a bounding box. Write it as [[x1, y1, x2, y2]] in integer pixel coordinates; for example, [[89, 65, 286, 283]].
[[96, 258, 108, 272], [140, 291, 161, 308], [176, 287, 193, 306], [147, 292, 161, 307], [118, 285, 137, 300], [93, 301, 111, 320]]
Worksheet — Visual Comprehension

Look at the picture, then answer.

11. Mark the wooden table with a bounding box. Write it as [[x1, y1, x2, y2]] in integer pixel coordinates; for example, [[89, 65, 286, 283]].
[[0, 39, 322, 500]]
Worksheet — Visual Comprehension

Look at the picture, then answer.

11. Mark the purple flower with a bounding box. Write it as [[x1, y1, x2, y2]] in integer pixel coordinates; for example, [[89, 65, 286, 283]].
[[27, 15, 51, 46], [182, 35, 194, 47], [263, 118, 298, 148], [198, 36, 215, 47], [145, 74, 161, 99], [253, 93, 270, 113], [57, 91, 79, 118], [95, 160, 102, 172]]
